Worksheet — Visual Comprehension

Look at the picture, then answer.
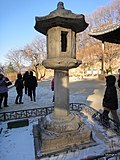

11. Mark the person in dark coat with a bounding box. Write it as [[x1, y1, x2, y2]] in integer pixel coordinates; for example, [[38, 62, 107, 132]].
[[15, 73, 24, 104], [102, 75, 119, 124], [28, 71, 37, 101], [0, 73, 12, 108], [23, 71, 29, 95], [118, 69, 120, 89], [51, 77, 54, 102]]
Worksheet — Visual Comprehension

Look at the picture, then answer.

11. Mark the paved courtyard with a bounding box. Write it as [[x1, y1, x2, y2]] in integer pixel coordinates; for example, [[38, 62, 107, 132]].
[[0, 77, 120, 116]]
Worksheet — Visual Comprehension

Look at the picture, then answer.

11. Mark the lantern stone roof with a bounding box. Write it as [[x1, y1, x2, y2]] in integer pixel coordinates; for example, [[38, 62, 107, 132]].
[[89, 22, 120, 44], [34, 2, 88, 35]]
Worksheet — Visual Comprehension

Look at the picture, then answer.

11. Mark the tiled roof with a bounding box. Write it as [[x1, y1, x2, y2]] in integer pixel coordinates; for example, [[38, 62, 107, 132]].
[[89, 22, 120, 44]]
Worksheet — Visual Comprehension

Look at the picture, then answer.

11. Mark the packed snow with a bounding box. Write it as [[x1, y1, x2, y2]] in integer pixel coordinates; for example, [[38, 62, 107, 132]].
[[0, 77, 120, 160]]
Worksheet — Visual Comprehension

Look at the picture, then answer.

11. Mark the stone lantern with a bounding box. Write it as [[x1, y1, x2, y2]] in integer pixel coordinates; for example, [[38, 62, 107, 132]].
[[34, 2, 94, 157]]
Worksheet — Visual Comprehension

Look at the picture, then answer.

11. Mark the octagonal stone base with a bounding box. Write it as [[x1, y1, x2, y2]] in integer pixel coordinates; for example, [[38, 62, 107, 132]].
[[42, 113, 82, 133], [33, 112, 96, 159], [42, 58, 82, 70]]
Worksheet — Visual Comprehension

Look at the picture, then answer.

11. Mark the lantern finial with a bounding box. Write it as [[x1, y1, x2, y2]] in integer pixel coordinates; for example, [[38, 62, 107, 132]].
[[57, 2, 64, 9]]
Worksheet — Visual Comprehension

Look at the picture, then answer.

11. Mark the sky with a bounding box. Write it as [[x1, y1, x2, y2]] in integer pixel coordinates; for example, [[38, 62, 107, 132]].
[[0, 0, 112, 65]]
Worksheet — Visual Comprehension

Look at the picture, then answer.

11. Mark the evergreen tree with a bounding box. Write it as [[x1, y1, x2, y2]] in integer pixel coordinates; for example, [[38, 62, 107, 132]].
[[7, 63, 16, 73]]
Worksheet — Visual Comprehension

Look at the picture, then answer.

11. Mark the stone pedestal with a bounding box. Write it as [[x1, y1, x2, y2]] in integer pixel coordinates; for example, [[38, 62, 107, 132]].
[[33, 67, 95, 158], [33, 112, 95, 159]]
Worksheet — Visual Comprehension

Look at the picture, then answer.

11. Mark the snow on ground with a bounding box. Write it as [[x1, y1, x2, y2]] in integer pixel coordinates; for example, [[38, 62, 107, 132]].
[[0, 112, 120, 160], [0, 118, 38, 160], [0, 77, 120, 160], [0, 122, 33, 160]]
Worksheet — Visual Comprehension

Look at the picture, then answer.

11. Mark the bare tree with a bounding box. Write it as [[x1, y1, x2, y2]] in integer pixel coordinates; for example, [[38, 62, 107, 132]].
[[22, 35, 46, 79], [104, 43, 120, 73], [110, 0, 120, 22], [6, 49, 24, 73], [77, 0, 120, 75], [0, 64, 6, 75]]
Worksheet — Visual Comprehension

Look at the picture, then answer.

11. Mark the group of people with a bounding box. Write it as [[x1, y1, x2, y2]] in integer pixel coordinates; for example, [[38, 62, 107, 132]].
[[0, 69, 120, 127], [15, 71, 38, 104], [0, 71, 38, 109]]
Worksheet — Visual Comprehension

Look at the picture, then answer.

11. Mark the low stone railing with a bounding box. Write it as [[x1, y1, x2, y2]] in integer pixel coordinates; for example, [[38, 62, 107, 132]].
[[0, 103, 85, 122], [0, 103, 86, 122], [0, 106, 54, 122]]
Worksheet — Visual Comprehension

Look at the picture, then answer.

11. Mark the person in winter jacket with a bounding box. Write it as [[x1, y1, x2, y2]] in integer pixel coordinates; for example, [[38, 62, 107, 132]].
[[118, 69, 120, 89], [23, 71, 29, 95], [28, 71, 37, 101], [15, 73, 24, 104], [0, 73, 12, 108], [51, 77, 54, 102], [102, 75, 120, 124]]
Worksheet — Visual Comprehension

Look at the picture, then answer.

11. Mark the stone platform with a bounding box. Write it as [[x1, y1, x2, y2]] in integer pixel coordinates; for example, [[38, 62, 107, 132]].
[[33, 112, 96, 159]]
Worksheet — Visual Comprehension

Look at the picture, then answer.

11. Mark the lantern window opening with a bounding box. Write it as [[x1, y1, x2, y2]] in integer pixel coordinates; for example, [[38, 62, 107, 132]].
[[61, 31, 68, 52]]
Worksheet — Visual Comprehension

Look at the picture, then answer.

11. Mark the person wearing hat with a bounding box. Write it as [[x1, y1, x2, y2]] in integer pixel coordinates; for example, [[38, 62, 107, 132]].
[[0, 73, 12, 108], [102, 75, 120, 126]]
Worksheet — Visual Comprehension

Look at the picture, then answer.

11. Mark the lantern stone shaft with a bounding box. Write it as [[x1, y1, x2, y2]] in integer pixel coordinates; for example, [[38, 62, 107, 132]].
[[54, 69, 69, 117]]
